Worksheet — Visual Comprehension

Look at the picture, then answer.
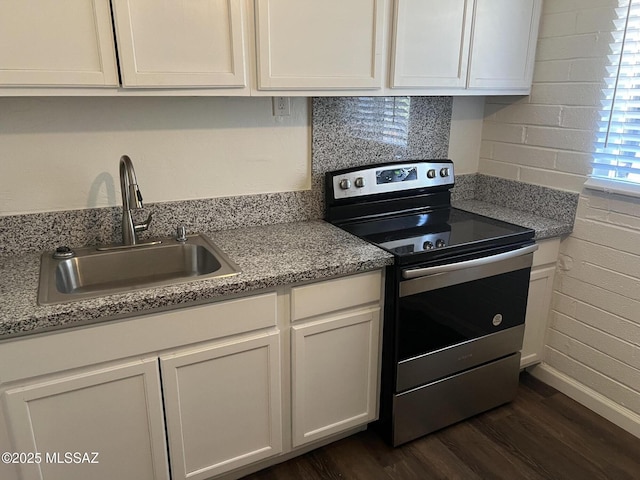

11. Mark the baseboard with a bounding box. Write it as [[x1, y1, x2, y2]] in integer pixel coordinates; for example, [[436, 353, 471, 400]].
[[528, 363, 640, 439]]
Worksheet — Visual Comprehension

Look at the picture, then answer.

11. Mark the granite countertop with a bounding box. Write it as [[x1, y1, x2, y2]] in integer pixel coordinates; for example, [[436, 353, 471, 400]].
[[452, 199, 574, 240], [0, 221, 393, 339], [0, 200, 572, 340]]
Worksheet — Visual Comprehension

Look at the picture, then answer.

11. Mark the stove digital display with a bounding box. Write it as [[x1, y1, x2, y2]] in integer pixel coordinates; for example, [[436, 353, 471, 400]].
[[376, 167, 417, 184]]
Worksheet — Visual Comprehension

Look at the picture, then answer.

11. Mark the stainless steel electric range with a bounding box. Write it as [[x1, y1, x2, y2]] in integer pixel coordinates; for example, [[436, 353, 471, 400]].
[[325, 160, 537, 446]]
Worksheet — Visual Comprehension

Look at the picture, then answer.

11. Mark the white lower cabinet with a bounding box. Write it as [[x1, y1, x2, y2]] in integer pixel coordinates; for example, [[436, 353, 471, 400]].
[[3, 358, 169, 480], [289, 270, 383, 448], [0, 270, 383, 480], [291, 307, 380, 447], [0, 293, 280, 480], [160, 332, 282, 480], [521, 238, 561, 368], [1, 333, 283, 480]]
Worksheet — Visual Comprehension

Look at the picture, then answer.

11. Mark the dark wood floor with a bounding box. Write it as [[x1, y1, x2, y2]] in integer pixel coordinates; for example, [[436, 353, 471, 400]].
[[243, 373, 640, 480]]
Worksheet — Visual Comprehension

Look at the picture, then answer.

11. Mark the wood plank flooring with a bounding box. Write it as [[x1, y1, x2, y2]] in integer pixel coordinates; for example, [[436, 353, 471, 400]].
[[243, 372, 640, 480]]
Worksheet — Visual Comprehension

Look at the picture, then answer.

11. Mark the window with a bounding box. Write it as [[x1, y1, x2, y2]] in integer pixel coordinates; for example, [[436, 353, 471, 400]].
[[588, 0, 640, 196]]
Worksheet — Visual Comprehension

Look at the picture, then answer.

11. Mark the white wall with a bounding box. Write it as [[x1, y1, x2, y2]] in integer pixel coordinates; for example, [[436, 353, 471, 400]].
[[448, 96, 485, 174], [479, 0, 640, 437], [0, 97, 310, 215]]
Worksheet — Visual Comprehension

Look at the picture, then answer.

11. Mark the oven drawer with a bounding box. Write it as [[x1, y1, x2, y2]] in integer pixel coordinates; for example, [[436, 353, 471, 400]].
[[396, 324, 524, 392], [392, 352, 521, 446]]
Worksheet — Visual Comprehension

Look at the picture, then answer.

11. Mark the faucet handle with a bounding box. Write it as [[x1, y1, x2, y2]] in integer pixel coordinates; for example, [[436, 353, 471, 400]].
[[176, 225, 187, 242], [134, 213, 153, 233]]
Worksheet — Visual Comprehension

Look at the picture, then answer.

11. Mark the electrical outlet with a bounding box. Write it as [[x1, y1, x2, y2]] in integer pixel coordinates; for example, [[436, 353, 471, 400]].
[[273, 96, 291, 116]]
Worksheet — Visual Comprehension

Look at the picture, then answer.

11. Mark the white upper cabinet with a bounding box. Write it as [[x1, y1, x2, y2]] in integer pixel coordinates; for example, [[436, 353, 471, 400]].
[[255, 0, 385, 90], [0, 0, 540, 94], [111, 0, 248, 88], [0, 0, 118, 87], [468, 0, 542, 90], [390, 0, 473, 89], [389, 0, 541, 94]]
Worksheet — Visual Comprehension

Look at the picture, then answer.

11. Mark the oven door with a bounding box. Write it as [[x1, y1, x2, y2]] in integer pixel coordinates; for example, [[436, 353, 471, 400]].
[[395, 243, 537, 392]]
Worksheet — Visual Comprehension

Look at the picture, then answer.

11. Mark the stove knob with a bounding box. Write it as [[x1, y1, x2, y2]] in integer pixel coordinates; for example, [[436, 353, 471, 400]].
[[436, 239, 446, 248], [440, 167, 450, 177], [423, 241, 434, 250], [339, 178, 352, 190], [354, 177, 366, 188], [427, 169, 436, 179]]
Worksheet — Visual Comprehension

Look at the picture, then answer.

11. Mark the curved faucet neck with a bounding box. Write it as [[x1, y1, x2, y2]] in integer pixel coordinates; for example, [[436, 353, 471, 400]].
[[119, 155, 145, 245], [120, 155, 142, 211]]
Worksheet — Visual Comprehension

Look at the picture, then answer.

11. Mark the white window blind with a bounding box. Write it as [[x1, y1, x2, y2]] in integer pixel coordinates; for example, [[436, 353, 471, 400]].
[[589, 0, 640, 195], [349, 97, 411, 147]]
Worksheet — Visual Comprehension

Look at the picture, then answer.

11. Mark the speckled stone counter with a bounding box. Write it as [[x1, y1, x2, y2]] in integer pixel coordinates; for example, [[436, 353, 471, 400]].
[[451, 174, 578, 240], [0, 221, 393, 339], [452, 199, 573, 240]]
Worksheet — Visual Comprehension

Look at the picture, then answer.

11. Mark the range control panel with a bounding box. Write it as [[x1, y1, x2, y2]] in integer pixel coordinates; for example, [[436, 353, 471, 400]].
[[329, 161, 454, 200], [378, 232, 452, 255]]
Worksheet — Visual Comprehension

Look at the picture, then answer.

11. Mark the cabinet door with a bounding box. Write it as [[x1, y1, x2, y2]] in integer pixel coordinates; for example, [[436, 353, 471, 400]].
[[390, 0, 473, 88], [160, 332, 282, 480], [255, 0, 385, 90], [3, 358, 169, 480], [291, 307, 380, 447], [111, 0, 247, 88], [0, 0, 118, 86], [521, 265, 556, 368], [468, 0, 542, 90]]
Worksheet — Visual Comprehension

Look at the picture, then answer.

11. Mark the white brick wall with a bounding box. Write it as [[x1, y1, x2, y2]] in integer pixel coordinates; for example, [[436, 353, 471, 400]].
[[478, 0, 640, 437]]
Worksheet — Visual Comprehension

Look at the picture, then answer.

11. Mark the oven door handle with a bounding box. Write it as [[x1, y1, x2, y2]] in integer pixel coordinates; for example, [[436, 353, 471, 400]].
[[402, 244, 539, 280]]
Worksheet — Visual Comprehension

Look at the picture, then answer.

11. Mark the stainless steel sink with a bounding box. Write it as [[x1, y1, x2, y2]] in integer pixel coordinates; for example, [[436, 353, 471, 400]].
[[38, 233, 240, 305]]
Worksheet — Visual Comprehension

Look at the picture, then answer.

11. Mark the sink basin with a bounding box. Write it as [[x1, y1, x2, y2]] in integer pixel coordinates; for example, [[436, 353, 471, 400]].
[[38, 234, 240, 305]]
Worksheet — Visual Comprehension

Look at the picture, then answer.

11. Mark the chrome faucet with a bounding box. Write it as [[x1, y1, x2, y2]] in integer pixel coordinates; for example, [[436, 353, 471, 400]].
[[119, 155, 152, 245]]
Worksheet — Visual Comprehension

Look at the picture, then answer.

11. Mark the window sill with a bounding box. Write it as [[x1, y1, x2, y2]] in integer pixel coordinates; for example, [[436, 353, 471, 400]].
[[584, 177, 640, 199]]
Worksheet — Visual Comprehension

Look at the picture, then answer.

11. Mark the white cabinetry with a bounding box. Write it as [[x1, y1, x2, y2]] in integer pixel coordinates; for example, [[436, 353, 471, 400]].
[[111, 0, 248, 89], [3, 358, 169, 480], [0, 1, 541, 95], [521, 238, 561, 368], [161, 332, 282, 480], [389, 0, 542, 94], [468, 0, 542, 90], [290, 271, 382, 447], [0, 293, 280, 480], [254, 0, 385, 91], [390, 0, 473, 89], [0, 271, 384, 480], [0, 0, 118, 87]]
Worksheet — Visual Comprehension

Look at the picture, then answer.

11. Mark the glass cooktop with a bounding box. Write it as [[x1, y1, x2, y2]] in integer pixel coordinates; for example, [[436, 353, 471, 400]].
[[340, 208, 534, 261]]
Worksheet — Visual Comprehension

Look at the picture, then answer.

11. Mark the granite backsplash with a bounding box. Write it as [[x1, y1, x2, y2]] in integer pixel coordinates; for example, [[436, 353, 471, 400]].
[[451, 174, 579, 226]]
